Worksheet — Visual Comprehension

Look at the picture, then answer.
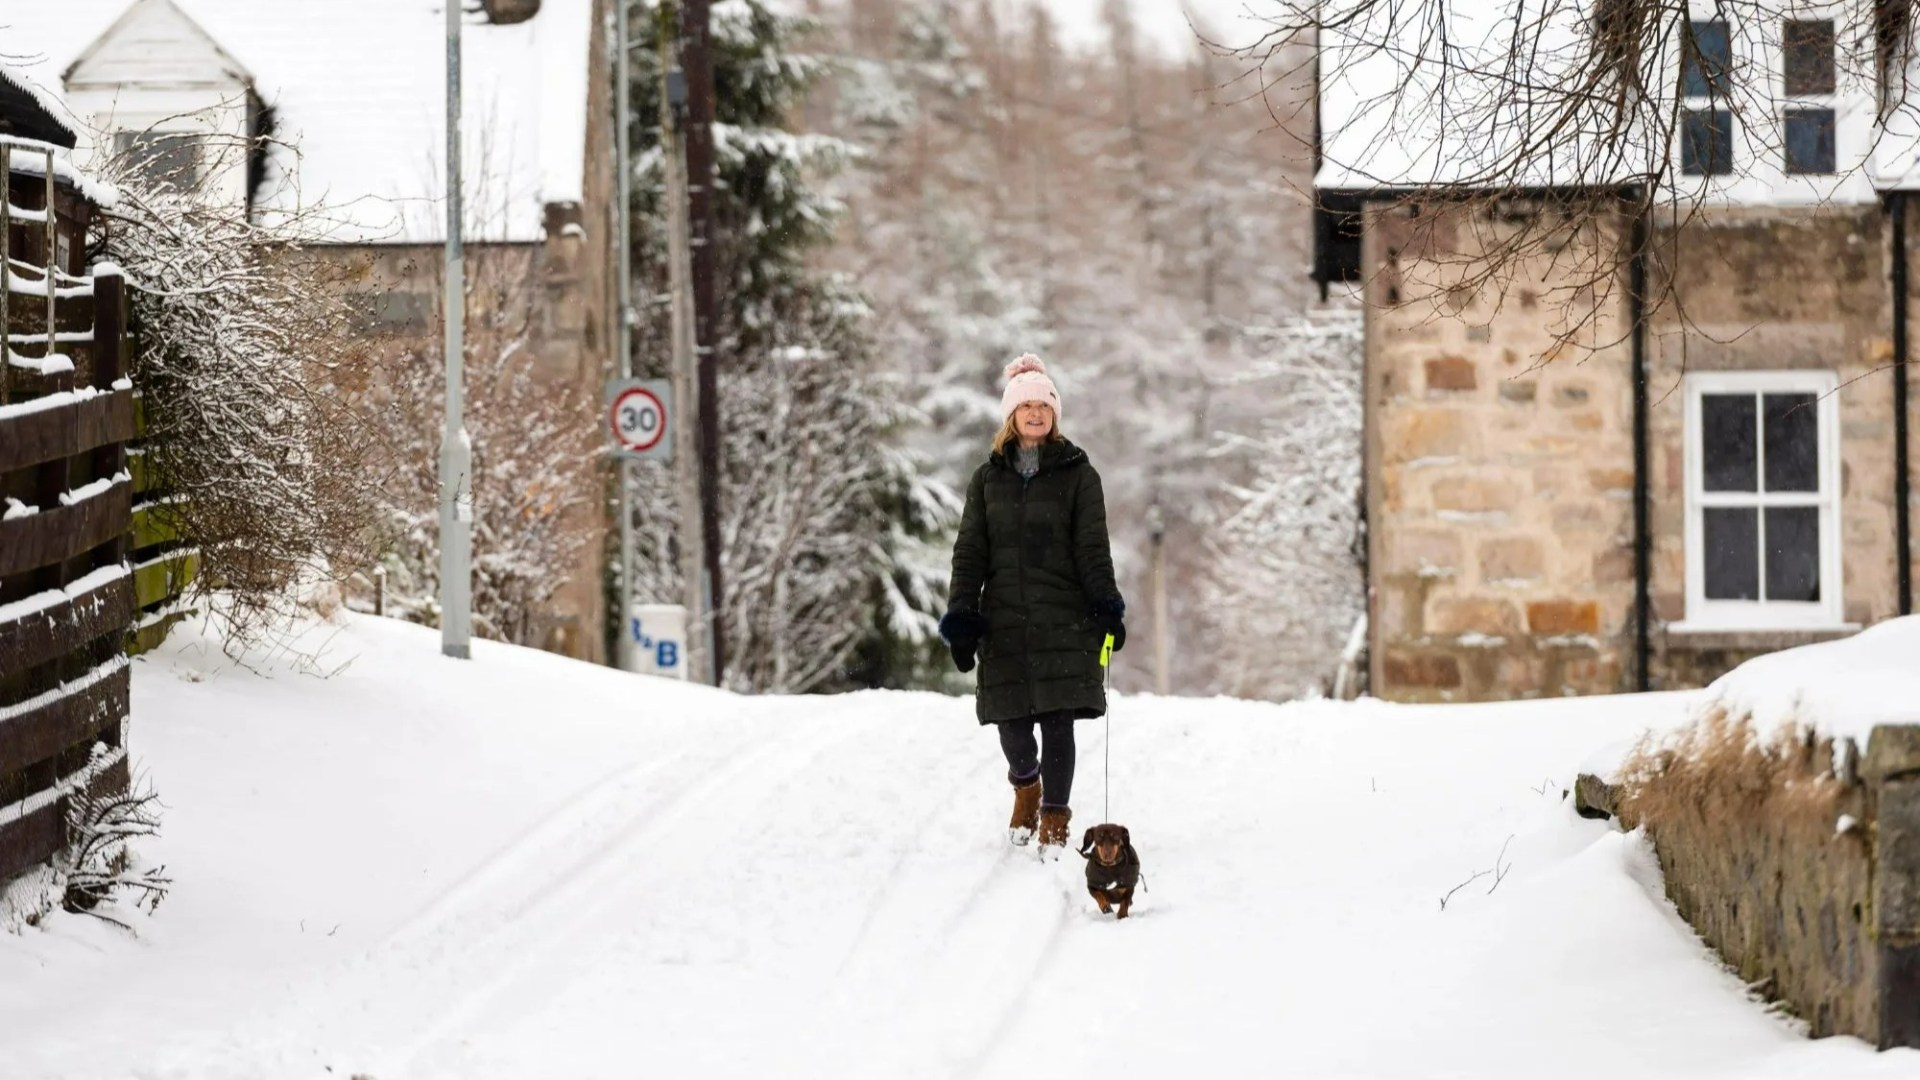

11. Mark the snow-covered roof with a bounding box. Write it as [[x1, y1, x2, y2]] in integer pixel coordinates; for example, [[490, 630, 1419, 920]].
[[1314, 0, 1614, 191], [1314, 0, 1896, 204], [1031, 0, 1269, 58], [1, 0, 594, 243], [0, 61, 81, 148]]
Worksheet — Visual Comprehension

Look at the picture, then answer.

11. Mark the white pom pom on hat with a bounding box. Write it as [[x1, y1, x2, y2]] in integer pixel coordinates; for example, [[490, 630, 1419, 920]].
[[1001, 352, 1062, 424]]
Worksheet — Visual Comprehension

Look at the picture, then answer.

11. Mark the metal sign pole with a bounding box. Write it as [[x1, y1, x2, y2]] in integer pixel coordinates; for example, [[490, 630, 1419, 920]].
[[614, 0, 636, 671]]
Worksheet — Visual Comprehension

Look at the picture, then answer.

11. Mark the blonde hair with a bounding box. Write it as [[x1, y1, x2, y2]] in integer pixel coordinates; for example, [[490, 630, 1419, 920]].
[[991, 407, 1062, 455]]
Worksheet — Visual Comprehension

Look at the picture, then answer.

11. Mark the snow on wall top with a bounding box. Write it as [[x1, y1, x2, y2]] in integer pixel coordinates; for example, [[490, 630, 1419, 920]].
[[2, 0, 594, 244], [1694, 616, 1920, 746]]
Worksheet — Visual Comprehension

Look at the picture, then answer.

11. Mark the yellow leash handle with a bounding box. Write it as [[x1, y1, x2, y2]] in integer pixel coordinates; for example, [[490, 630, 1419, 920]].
[[1100, 632, 1114, 668]]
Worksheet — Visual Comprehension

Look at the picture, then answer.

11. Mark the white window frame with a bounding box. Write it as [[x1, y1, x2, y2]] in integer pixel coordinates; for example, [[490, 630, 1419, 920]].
[[1674, 370, 1849, 632], [1777, 16, 1838, 175], [1678, 15, 1736, 179]]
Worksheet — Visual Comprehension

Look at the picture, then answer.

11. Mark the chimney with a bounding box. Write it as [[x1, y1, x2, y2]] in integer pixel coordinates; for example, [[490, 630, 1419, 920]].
[[482, 0, 542, 25]]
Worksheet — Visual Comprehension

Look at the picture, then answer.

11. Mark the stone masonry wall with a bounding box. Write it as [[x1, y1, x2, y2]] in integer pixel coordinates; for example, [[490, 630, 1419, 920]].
[[1645, 208, 1905, 689], [1362, 203, 1636, 701], [1363, 201, 1918, 701], [1605, 722, 1920, 1048]]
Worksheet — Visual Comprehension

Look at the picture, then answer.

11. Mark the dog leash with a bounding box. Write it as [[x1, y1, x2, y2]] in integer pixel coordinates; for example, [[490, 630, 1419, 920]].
[[1099, 632, 1114, 822]]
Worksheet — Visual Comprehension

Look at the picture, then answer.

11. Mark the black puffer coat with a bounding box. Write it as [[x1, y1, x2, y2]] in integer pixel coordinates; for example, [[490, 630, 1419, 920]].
[[947, 437, 1122, 724]]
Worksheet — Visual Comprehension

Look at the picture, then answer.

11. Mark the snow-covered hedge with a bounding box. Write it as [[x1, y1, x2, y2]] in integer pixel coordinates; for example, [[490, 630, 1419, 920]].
[[92, 148, 382, 646]]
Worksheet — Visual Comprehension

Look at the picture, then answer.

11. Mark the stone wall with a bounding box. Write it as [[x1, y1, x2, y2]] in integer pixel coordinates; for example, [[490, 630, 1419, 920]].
[[1361, 200, 1918, 701], [1645, 207, 1905, 688], [1600, 722, 1920, 1048], [327, 226, 610, 663], [1362, 203, 1636, 701]]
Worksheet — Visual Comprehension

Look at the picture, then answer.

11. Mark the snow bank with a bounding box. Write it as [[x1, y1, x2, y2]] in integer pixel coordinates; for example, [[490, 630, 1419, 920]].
[[1695, 617, 1920, 745]]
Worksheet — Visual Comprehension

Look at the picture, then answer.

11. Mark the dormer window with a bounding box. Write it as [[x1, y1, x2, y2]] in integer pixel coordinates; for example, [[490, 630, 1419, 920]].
[[113, 130, 200, 194], [1681, 20, 1734, 176], [1782, 20, 1837, 173]]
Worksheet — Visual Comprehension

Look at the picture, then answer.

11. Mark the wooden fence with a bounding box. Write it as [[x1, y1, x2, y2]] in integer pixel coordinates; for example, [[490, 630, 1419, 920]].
[[0, 140, 136, 888]]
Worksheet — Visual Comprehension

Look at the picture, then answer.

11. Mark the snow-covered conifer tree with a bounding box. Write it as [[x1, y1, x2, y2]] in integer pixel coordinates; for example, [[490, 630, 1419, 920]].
[[623, 0, 953, 692]]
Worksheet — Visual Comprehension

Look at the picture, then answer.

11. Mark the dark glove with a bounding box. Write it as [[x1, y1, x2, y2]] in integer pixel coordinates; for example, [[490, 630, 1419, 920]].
[[1092, 596, 1126, 652], [939, 610, 989, 673]]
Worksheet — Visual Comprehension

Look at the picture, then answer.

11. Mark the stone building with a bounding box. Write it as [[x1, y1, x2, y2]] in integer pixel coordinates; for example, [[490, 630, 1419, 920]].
[[6, 0, 618, 662], [1315, 5, 1918, 701]]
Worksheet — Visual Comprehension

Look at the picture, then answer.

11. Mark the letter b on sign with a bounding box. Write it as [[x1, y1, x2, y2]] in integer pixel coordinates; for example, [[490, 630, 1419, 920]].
[[626, 603, 688, 680]]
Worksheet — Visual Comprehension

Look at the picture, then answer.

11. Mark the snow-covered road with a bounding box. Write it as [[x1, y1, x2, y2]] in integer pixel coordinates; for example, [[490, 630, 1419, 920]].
[[5, 615, 1917, 1079]]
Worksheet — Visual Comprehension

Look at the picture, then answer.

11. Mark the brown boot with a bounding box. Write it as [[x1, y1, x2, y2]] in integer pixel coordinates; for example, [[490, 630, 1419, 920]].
[[1037, 805, 1072, 849], [1008, 774, 1041, 845]]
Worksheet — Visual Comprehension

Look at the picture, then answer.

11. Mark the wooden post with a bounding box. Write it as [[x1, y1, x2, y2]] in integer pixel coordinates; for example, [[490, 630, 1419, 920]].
[[91, 268, 128, 578], [2, 143, 11, 405], [92, 266, 124, 387], [43, 149, 54, 368]]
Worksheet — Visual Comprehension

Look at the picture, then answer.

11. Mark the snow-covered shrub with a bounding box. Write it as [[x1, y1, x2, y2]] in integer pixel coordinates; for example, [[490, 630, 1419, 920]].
[[360, 247, 598, 649], [0, 746, 168, 935], [60, 757, 170, 929], [93, 148, 383, 646]]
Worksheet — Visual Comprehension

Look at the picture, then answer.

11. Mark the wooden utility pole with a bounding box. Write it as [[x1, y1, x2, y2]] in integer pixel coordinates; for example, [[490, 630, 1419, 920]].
[[657, 6, 708, 685], [681, 0, 725, 684]]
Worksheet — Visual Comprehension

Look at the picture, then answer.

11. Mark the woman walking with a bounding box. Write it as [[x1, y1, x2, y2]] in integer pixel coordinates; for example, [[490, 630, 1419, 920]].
[[939, 354, 1126, 851]]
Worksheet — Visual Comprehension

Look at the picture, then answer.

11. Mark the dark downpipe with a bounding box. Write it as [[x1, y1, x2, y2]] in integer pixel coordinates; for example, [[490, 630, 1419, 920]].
[[1630, 197, 1652, 691], [1895, 193, 1913, 616]]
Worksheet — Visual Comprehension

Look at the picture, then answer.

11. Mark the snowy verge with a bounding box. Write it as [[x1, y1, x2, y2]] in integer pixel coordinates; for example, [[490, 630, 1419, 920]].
[[1692, 616, 1920, 745], [5, 612, 1917, 1078], [1585, 617, 1920, 785]]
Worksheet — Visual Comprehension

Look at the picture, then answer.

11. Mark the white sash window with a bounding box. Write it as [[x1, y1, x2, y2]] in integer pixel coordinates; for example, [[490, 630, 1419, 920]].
[[1679, 371, 1846, 630]]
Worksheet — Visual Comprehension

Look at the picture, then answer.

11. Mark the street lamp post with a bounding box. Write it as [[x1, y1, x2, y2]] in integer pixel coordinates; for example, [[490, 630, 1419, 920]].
[[441, 0, 473, 660], [438, 1, 540, 660]]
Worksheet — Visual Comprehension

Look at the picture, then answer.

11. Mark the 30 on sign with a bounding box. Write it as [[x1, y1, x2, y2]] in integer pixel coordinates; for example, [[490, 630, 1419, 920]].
[[607, 380, 671, 459]]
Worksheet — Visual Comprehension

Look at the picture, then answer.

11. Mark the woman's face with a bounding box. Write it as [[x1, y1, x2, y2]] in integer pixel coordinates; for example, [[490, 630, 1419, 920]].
[[1015, 401, 1054, 443]]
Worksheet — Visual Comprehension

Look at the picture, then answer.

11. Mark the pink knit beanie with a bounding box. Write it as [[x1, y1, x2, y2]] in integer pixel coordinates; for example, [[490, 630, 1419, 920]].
[[1001, 354, 1061, 424]]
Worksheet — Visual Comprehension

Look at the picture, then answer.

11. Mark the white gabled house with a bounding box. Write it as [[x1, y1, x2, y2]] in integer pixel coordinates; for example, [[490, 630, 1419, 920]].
[[2, 0, 619, 663], [59, 0, 260, 211]]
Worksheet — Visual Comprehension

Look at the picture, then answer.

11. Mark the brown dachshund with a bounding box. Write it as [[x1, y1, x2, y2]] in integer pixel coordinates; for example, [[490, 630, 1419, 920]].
[[1077, 824, 1141, 918]]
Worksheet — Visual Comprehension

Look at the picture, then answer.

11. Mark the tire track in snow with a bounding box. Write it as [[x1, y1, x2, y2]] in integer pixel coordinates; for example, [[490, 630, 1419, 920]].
[[380, 714, 867, 1063], [385, 713, 802, 949], [192, 709, 820, 1077], [950, 895, 1073, 1080], [829, 737, 1006, 979]]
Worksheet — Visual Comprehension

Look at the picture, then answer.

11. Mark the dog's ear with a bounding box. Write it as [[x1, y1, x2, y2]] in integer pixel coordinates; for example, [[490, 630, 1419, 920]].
[[1120, 826, 1131, 848], [1078, 828, 1095, 855]]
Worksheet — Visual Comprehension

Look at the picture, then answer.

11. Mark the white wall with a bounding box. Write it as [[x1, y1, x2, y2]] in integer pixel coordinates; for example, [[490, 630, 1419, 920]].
[[62, 0, 255, 213]]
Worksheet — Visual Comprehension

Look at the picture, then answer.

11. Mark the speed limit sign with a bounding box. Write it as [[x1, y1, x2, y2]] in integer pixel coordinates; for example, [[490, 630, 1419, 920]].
[[606, 378, 672, 461]]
